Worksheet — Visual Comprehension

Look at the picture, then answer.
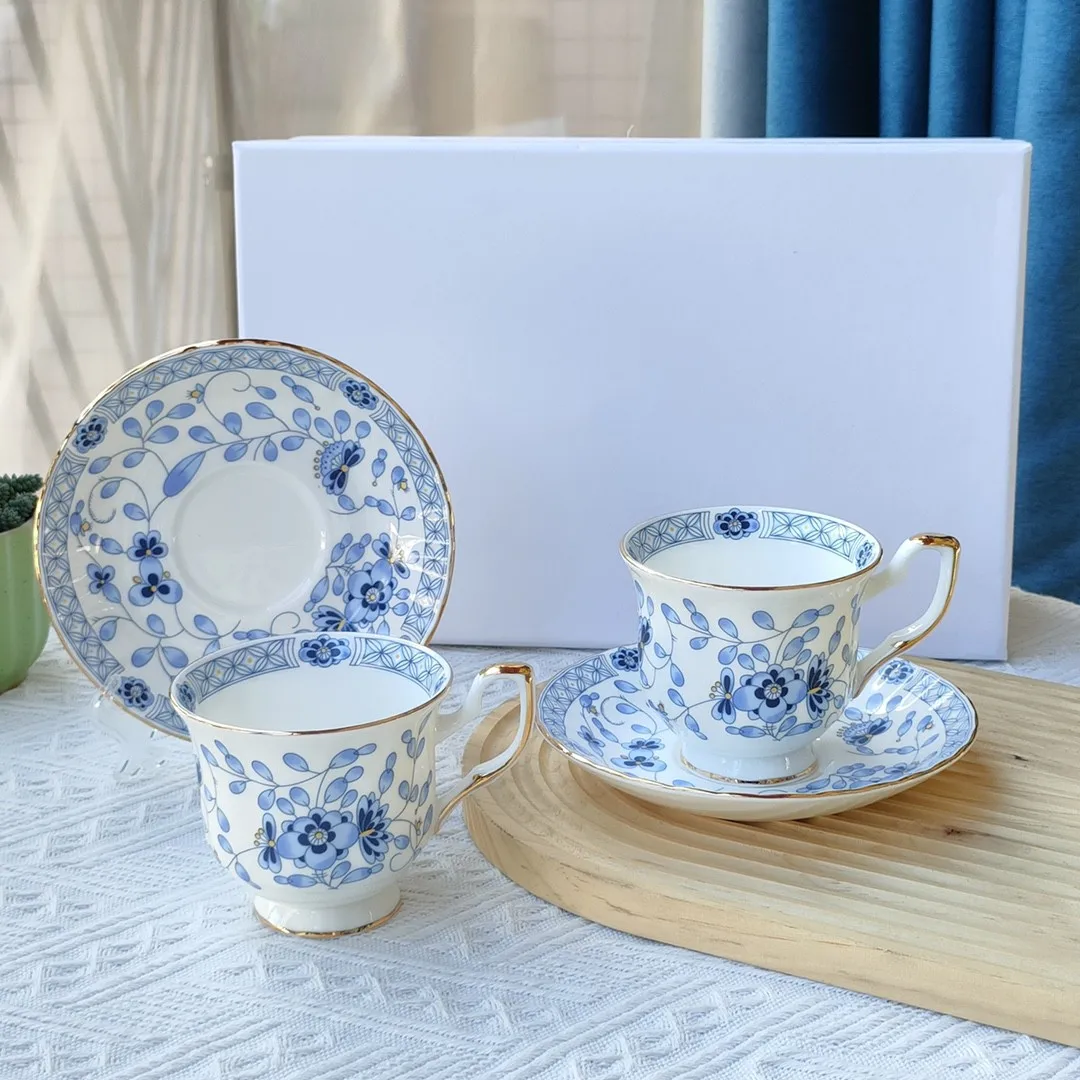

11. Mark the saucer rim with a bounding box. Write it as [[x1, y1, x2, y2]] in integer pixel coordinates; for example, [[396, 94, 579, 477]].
[[535, 647, 978, 802], [34, 337, 456, 739]]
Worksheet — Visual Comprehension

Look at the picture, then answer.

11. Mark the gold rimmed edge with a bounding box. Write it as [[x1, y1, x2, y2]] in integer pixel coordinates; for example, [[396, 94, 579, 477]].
[[171, 632, 454, 738], [618, 504, 883, 593], [255, 897, 403, 938], [32, 337, 456, 740], [678, 753, 817, 786], [535, 674, 979, 803]]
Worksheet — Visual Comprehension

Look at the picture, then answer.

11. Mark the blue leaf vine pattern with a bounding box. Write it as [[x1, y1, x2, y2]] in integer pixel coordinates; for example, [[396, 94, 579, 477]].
[[198, 716, 435, 890], [66, 369, 425, 705], [633, 581, 858, 744], [539, 647, 972, 796]]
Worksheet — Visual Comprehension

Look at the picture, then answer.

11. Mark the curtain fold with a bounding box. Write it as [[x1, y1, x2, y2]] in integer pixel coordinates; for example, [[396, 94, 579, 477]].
[[761, 0, 1080, 602]]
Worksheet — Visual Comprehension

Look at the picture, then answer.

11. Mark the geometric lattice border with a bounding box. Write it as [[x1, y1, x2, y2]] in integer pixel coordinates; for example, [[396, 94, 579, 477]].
[[624, 506, 879, 571]]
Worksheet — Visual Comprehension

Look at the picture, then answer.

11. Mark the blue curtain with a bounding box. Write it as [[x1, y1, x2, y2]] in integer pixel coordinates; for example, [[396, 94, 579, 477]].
[[765, 0, 1080, 601]]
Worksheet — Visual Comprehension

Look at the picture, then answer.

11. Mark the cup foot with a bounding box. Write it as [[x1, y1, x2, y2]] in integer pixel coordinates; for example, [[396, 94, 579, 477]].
[[253, 884, 402, 938], [680, 744, 817, 785]]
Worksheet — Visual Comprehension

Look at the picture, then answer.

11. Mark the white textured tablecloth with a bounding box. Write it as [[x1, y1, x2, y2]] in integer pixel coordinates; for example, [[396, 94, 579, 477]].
[[2, 588, 1079, 1080]]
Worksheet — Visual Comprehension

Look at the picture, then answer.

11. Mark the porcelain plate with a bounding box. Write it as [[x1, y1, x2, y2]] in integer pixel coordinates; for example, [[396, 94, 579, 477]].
[[35, 340, 453, 737]]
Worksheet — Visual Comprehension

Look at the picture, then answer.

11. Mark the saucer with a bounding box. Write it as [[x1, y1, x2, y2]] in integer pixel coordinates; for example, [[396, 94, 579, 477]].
[[536, 647, 976, 821], [35, 340, 453, 738]]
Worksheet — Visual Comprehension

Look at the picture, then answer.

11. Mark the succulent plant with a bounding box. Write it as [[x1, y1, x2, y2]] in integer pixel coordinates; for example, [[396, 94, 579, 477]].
[[0, 474, 42, 534]]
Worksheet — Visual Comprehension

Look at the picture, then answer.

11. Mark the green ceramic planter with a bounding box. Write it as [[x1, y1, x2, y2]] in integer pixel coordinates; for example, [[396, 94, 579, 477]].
[[0, 517, 49, 693]]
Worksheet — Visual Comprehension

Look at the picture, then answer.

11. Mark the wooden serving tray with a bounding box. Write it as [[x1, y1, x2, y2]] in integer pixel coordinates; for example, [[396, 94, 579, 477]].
[[462, 662, 1080, 1046]]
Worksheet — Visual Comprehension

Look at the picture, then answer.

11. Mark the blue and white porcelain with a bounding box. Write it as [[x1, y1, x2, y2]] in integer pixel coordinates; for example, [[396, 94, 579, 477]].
[[35, 340, 454, 738], [171, 632, 533, 936], [621, 506, 959, 783], [537, 646, 975, 822]]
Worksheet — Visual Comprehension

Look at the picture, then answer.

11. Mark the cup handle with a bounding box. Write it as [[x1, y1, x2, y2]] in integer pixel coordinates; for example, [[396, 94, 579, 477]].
[[850, 534, 960, 697], [432, 662, 535, 831]]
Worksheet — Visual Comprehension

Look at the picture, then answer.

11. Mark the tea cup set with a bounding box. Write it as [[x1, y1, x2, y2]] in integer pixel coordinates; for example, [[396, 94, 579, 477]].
[[33, 339, 973, 935]]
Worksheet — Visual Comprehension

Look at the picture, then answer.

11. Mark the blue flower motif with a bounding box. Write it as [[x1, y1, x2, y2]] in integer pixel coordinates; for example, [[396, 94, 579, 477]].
[[626, 737, 664, 753], [86, 562, 121, 604], [344, 560, 395, 626], [117, 675, 153, 710], [255, 813, 281, 873], [613, 750, 666, 772], [709, 669, 737, 721], [298, 634, 351, 667], [316, 439, 364, 496], [579, 691, 599, 714], [311, 605, 362, 633], [840, 715, 892, 747], [276, 808, 360, 871], [805, 654, 834, 720], [340, 378, 378, 409], [176, 681, 197, 711], [713, 508, 760, 540], [128, 558, 183, 606], [881, 659, 914, 684], [352, 793, 392, 864], [732, 666, 808, 723], [127, 530, 167, 560], [578, 725, 605, 754], [609, 647, 640, 672], [855, 540, 875, 569], [372, 534, 410, 579], [638, 617, 652, 650], [73, 415, 107, 453]]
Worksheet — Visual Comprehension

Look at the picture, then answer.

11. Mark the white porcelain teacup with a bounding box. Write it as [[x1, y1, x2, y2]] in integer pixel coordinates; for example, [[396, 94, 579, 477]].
[[171, 632, 533, 936], [621, 506, 959, 784]]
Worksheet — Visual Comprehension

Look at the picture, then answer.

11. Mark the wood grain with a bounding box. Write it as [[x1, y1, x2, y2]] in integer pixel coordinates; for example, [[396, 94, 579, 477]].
[[463, 661, 1080, 1046]]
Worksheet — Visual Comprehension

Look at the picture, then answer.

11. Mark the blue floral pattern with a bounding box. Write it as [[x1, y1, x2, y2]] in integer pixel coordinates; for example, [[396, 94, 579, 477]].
[[535, 649, 975, 799], [713, 507, 759, 540], [198, 721, 435, 891], [631, 581, 853, 745], [37, 343, 452, 737], [298, 634, 351, 668]]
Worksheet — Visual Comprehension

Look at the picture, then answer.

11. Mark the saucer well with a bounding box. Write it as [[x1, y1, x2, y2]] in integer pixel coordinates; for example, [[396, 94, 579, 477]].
[[35, 339, 453, 738], [536, 647, 976, 821]]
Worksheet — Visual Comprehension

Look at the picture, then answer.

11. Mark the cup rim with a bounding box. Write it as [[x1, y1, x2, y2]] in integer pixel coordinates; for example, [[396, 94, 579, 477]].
[[619, 504, 883, 592], [169, 631, 453, 737]]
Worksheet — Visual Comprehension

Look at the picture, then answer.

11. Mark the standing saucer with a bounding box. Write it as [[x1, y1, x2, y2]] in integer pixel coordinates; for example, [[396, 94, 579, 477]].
[[536, 647, 977, 821], [35, 340, 453, 738]]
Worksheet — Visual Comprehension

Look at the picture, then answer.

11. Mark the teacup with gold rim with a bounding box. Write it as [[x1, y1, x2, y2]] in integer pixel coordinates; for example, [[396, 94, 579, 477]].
[[171, 631, 533, 936], [621, 506, 959, 784]]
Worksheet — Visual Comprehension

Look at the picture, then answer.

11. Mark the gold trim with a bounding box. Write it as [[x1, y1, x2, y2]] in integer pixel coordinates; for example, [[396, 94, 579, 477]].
[[255, 897, 403, 938], [619, 504, 883, 592], [438, 663, 535, 828], [538, 677, 978, 803], [679, 753, 817, 786], [33, 337, 456, 740], [171, 632, 453, 737]]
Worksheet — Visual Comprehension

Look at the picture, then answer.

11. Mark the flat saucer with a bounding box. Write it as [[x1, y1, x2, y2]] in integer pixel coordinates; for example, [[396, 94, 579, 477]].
[[536, 647, 977, 821]]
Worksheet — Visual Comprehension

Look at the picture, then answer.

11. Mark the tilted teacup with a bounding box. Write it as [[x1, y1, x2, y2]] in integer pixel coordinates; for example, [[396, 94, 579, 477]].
[[620, 506, 959, 784], [170, 631, 533, 936]]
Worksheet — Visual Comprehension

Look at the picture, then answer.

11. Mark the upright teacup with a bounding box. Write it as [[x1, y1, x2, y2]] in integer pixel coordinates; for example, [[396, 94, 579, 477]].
[[171, 632, 533, 936], [621, 506, 958, 783]]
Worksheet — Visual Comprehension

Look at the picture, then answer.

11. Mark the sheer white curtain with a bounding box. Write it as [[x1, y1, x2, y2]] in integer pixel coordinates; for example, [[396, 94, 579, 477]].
[[0, 0, 702, 474]]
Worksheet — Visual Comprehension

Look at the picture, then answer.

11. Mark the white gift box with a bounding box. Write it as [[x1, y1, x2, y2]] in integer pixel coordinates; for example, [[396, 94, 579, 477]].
[[234, 136, 1030, 659]]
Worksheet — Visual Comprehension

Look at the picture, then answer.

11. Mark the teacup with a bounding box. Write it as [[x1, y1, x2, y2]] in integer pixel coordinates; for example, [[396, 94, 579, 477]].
[[170, 632, 533, 936], [620, 506, 959, 784]]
